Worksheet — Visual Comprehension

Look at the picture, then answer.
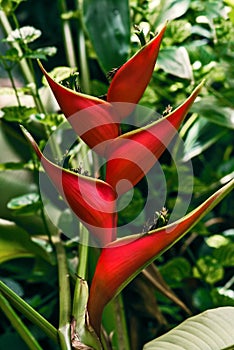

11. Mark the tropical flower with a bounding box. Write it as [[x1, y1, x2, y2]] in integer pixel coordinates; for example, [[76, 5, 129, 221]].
[[21, 21, 234, 344], [20, 126, 117, 246], [38, 23, 167, 156], [87, 178, 234, 335]]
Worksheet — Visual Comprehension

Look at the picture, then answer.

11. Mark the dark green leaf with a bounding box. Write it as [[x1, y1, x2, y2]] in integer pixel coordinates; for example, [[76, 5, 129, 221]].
[[83, 0, 130, 72], [213, 243, 234, 267], [0, 162, 30, 171], [160, 257, 191, 285], [0, 219, 50, 263]]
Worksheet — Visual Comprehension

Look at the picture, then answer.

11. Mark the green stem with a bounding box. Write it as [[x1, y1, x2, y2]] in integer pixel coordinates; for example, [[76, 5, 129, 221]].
[[0, 293, 43, 350], [0, 10, 34, 84], [76, 0, 90, 93], [53, 235, 72, 350], [0, 281, 58, 344], [72, 224, 89, 326], [6, 65, 22, 106], [104, 295, 130, 350], [58, 0, 77, 68]]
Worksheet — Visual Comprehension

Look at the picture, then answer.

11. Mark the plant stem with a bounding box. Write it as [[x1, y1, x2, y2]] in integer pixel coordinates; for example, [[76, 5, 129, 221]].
[[0, 280, 58, 344], [0, 293, 43, 350], [6, 65, 22, 106], [58, 0, 77, 68], [0, 10, 34, 84], [53, 235, 72, 350], [112, 294, 130, 350], [76, 0, 91, 93]]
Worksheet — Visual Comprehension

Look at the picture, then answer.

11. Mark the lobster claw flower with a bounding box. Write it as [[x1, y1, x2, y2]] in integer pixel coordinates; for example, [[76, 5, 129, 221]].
[[20, 126, 117, 246], [107, 23, 167, 118], [39, 61, 120, 156], [39, 23, 167, 155], [87, 178, 234, 335], [105, 81, 204, 195]]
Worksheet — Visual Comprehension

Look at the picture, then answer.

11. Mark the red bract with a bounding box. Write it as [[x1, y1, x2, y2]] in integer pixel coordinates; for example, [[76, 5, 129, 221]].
[[39, 24, 167, 155], [39, 61, 120, 156], [20, 126, 117, 246], [107, 23, 167, 118], [87, 179, 234, 335], [105, 82, 203, 195]]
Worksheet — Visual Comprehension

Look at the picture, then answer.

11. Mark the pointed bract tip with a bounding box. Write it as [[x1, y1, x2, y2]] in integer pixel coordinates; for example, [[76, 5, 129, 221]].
[[20, 125, 42, 159]]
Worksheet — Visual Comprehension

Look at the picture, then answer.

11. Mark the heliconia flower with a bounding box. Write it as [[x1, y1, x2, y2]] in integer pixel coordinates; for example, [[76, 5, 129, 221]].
[[87, 178, 234, 335], [20, 126, 117, 246], [39, 61, 120, 157], [105, 81, 204, 195], [38, 23, 167, 155], [107, 23, 167, 118]]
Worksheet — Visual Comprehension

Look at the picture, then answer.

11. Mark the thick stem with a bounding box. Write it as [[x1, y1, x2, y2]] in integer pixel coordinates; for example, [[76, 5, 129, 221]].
[[0, 281, 58, 344], [0, 293, 43, 350], [58, 0, 77, 68]]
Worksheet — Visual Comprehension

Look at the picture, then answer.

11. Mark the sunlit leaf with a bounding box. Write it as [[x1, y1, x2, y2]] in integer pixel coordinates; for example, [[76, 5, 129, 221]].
[[182, 117, 227, 161], [192, 97, 234, 129], [143, 307, 234, 350], [25, 46, 57, 60], [157, 46, 193, 79], [1, 106, 37, 122], [7, 192, 41, 216], [193, 256, 224, 284], [152, 0, 191, 27]]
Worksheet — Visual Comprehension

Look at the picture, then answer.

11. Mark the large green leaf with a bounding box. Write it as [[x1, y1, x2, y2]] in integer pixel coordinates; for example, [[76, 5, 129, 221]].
[[157, 46, 193, 79], [191, 97, 234, 130], [143, 307, 234, 349], [0, 219, 51, 263], [83, 0, 130, 72], [152, 0, 191, 27]]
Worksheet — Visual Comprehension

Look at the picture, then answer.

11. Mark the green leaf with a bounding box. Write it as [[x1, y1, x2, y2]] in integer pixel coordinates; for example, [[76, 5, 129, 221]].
[[7, 192, 41, 216], [152, 0, 191, 27], [0, 48, 20, 62], [213, 243, 234, 267], [143, 307, 234, 350], [41, 66, 77, 86], [0, 219, 50, 263], [24, 46, 57, 60], [1, 106, 37, 122], [5, 26, 42, 44], [157, 47, 193, 79], [193, 256, 224, 284], [160, 257, 191, 285], [182, 117, 227, 161], [191, 97, 234, 130], [0, 162, 29, 171], [83, 0, 130, 72]]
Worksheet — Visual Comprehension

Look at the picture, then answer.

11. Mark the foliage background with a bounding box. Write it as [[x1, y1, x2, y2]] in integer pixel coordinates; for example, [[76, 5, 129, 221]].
[[0, 0, 234, 349]]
